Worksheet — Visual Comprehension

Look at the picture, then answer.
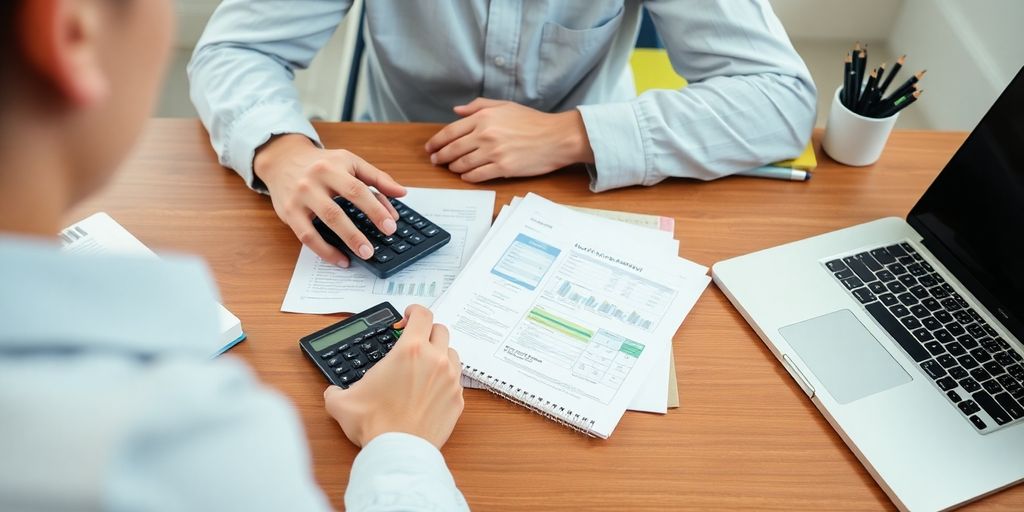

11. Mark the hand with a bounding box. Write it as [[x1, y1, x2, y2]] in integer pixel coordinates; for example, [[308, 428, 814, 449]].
[[324, 305, 464, 449], [424, 98, 595, 183], [253, 134, 407, 267]]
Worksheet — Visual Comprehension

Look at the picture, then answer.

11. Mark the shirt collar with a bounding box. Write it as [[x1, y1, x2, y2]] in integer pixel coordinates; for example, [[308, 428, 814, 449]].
[[0, 236, 221, 357]]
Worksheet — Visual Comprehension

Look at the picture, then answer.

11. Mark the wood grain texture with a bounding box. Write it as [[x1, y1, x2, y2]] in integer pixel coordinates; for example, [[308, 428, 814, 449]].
[[66, 119, 1024, 511]]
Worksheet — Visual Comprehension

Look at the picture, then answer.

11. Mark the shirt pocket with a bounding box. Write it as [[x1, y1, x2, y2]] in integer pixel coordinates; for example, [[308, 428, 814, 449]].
[[538, 5, 625, 100]]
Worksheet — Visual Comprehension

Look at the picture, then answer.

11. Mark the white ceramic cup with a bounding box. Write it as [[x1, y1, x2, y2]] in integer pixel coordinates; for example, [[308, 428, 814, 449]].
[[822, 85, 899, 166]]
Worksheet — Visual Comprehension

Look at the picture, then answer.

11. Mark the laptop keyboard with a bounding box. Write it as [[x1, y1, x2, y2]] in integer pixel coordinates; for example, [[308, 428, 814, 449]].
[[825, 241, 1024, 433]]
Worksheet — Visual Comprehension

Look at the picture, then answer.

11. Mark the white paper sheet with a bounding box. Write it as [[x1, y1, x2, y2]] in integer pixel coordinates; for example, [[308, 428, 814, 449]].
[[460, 199, 703, 414], [281, 187, 496, 314], [433, 194, 710, 437]]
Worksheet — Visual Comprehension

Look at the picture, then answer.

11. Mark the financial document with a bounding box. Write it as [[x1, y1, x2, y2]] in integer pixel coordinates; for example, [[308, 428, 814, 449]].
[[433, 194, 709, 437], [281, 188, 495, 314], [460, 199, 695, 414]]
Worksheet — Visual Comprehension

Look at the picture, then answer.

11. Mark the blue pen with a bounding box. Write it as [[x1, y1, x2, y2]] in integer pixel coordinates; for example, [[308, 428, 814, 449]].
[[736, 165, 811, 181]]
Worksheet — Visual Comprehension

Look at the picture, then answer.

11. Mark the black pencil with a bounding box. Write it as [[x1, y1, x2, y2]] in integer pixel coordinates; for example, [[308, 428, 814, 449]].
[[852, 45, 866, 107], [856, 68, 879, 114], [842, 52, 854, 108], [877, 89, 922, 117], [863, 62, 886, 114], [886, 70, 927, 101], [870, 82, 920, 117], [877, 54, 905, 97]]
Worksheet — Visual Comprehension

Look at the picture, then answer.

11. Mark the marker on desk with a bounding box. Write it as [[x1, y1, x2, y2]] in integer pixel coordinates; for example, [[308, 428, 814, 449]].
[[736, 166, 811, 182]]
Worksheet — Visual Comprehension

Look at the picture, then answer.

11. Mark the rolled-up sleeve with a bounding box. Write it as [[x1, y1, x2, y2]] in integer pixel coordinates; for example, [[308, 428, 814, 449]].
[[578, 0, 817, 192], [187, 0, 354, 192], [346, 433, 469, 511]]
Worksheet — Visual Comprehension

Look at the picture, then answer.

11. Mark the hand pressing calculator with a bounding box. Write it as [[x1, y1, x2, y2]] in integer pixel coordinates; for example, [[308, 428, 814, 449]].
[[300, 302, 404, 388], [313, 196, 450, 278]]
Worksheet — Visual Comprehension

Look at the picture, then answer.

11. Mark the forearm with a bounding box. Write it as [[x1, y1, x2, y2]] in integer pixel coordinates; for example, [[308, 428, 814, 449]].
[[187, 0, 351, 191]]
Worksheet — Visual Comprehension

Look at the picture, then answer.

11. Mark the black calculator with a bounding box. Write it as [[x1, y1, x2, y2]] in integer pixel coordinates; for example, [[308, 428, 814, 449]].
[[300, 302, 404, 388], [313, 196, 451, 278]]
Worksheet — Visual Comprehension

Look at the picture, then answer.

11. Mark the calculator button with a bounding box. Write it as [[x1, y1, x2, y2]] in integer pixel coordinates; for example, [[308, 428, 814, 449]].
[[392, 241, 412, 253], [336, 343, 351, 352], [382, 236, 398, 245], [397, 227, 414, 238], [343, 350, 359, 360], [402, 213, 421, 223], [327, 357, 343, 367], [377, 333, 394, 343], [407, 233, 425, 245], [333, 366, 350, 375], [358, 368, 369, 376], [373, 250, 396, 263], [320, 350, 336, 359], [360, 342, 374, 352], [421, 225, 440, 237], [368, 351, 382, 362], [412, 220, 428, 230], [375, 327, 387, 335], [352, 358, 366, 368], [354, 335, 364, 343], [338, 373, 358, 385]]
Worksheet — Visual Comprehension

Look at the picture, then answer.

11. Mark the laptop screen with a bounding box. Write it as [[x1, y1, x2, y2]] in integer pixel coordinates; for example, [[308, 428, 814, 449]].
[[908, 66, 1024, 342]]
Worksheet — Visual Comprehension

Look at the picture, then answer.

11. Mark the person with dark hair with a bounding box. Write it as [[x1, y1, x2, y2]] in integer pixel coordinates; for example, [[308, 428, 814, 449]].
[[0, 1, 467, 510], [189, 0, 816, 269]]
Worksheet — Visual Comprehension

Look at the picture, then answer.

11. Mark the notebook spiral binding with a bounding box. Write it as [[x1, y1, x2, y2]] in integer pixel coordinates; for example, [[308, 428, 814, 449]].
[[462, 364, 597, 436]]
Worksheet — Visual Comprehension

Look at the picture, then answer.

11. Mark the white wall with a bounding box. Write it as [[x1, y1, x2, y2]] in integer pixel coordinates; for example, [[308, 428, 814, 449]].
[[768, 0, 903, 42], [890, 0, 1024, 130]]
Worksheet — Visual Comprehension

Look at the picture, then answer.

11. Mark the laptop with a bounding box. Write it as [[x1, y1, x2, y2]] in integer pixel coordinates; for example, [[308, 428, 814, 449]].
[[713, 66, 1024, 511]]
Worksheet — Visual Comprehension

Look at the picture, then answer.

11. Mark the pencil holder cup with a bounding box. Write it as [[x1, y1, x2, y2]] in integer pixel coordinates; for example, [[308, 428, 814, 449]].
[[823, 86, 898, 166]]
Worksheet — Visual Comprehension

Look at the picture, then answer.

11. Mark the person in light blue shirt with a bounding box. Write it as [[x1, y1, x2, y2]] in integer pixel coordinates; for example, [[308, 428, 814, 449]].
[[189, 0, 817, 268], [0, 1, 467, 510]]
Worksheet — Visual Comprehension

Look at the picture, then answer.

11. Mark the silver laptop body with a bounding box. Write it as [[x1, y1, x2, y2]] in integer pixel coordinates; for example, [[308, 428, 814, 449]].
[[713, 67, 1024, 511]]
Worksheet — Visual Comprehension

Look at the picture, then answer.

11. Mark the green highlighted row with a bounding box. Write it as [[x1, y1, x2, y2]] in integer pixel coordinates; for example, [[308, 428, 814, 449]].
[[527, 308, 593, 342]]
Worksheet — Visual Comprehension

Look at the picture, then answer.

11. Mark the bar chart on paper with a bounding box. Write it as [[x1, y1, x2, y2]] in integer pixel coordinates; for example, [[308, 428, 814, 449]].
[[372, 273, 449, 297], [543, 252, 677, 333]]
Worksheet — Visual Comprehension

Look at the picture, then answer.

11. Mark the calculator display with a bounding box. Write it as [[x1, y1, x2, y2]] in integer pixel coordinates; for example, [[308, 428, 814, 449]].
[[310, 319, 369, 351]]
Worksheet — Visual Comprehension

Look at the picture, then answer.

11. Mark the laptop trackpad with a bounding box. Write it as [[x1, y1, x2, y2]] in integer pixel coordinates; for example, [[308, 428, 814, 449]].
[[780, 309, 911, 404]]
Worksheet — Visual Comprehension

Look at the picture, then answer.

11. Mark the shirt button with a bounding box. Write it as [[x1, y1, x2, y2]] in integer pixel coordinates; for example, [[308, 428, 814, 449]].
[[493, 56, 506, 67]]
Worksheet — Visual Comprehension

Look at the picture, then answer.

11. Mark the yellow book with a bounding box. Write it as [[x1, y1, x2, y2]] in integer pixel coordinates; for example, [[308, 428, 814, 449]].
[[771, 142, 818, 170]]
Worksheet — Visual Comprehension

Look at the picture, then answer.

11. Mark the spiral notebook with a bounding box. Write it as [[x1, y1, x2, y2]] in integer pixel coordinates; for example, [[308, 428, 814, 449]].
[[432, 194, 709, 437]]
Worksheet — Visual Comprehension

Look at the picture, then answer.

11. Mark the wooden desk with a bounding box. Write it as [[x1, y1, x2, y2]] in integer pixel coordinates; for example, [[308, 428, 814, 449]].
[[68, 119, 1020, 510]]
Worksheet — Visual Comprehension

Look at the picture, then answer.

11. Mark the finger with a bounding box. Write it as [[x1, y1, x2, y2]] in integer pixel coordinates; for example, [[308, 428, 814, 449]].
[[373, 190, 400, 220], [429, 323, 450, 351], [430, 135, 477, 166], [400, 305, 434, 344], [306, 192, 375, 260], [285, 210, 350, 267], [460, 163, 503, 183], [348, 156, 407, 199], [425, 116, 476, 154], [453, 97, 507, 116], [326, 172, 397, 237], [448, 149, 487, 174]]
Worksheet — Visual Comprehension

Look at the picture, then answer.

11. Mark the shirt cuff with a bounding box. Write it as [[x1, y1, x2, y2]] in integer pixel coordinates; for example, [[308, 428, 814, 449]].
[[226, 101, 323, 194], [576, 102, 649, 193], [345, 432, 468, 512]]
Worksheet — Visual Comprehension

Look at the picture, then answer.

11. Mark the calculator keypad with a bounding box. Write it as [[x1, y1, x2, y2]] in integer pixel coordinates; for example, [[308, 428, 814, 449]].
[[307, 323, 404, 389], [313, 197, 450, 278]]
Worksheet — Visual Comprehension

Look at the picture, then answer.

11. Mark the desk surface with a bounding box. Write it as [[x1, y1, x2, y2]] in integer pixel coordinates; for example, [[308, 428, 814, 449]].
[[68, 119, 1021, 510]]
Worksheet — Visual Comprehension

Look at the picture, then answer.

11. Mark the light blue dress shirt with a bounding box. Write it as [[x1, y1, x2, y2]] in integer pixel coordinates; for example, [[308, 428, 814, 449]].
[[0, 238, 468, 511], [189, 0, 816, 193]]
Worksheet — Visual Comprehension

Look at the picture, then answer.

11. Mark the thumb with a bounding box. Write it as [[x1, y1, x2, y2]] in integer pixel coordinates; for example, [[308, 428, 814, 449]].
[[453, 97, 506, 116]]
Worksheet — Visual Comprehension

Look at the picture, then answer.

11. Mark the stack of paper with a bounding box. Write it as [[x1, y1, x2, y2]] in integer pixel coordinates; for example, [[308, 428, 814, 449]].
[[432, 194, 710, 438]]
